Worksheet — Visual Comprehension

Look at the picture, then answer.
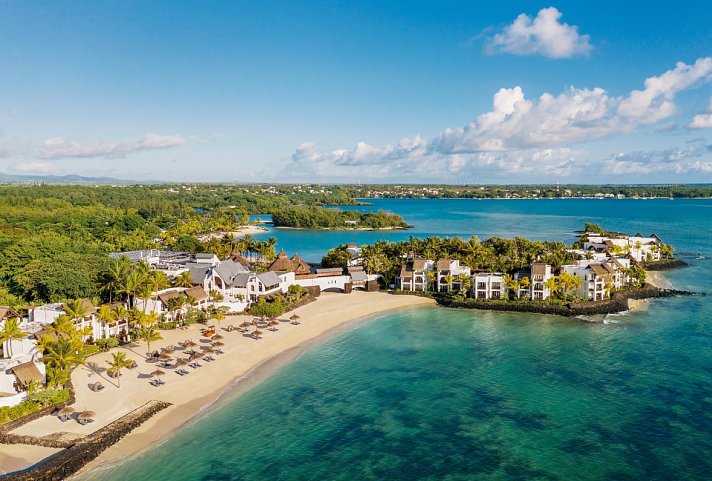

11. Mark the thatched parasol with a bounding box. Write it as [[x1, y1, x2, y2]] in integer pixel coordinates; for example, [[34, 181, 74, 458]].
[[77, 410, 96, 421], [290, 314, 300, 321], [162, 346, 175, 353], [212, 341, 224, 347], [203, 347, 215, 354], [149, 369, 166, 378], [175, 359, 189, 367], [158, 353, 173, 362], [239, 321, 252, 328], [212, 334, 224, 340], [189, 353, 203, 361], [184, 340, 197, 348], [252, 330, 263, 337], [268, 320, 279, 326], [58, 406, 74, 416]]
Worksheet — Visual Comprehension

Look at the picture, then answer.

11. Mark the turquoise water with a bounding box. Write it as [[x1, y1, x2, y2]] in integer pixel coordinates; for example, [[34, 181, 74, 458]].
[[80, 200, 712, 481]]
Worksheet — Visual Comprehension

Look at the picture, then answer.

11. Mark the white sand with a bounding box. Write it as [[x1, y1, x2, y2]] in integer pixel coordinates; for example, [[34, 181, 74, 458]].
[[628, 271, 671, 310], [5, 292, 434, 475], [196, 225, 269, 241], [0, 445, 60, 474]]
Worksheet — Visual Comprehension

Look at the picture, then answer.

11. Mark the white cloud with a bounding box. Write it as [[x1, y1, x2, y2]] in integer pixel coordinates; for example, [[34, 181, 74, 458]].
[[618, 58, 712, 123], [603, 141, 712, 175], [285, 57, 712, 181], [11, 161, 58, 174], [40, 133, 187, 159], [485, 7, 592, 59], [688, 97, 712, 129]]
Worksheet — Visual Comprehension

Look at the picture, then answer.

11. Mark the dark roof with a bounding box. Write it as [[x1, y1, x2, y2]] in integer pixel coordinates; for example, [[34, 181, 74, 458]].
[[590, 264, 609, 277], [185, 263, 210, 284], [315, 268, 343, 274], [195, 253, 216, 259], [412, 258, 428, 271], [230, 253, 252, 267], [214, 260, 248, 286], [290, 254, 311, 275]]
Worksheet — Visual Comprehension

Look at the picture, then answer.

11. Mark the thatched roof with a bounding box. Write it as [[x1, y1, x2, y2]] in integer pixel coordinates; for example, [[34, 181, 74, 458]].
[[184, 286, 209, 301], [11, 362, 44, 386], [0, 307, 20, 320], [290, 254, 311, 275]]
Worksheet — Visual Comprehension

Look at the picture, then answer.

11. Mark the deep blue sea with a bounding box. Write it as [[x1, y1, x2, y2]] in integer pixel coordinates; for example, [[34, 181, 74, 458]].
[[80, 199, 712, 481]]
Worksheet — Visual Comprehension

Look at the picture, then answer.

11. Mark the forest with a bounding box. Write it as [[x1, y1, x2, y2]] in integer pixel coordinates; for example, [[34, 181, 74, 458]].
[[271, 206, 410, 229]]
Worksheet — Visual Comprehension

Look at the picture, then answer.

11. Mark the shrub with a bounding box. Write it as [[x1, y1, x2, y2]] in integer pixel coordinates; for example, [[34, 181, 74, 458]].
[[95, 337, 120, 351], [0, 388, 70, 425]]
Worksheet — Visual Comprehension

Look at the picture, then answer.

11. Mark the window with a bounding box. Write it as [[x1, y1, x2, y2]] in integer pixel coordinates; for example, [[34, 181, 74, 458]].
[[477, 282, 487, 290]]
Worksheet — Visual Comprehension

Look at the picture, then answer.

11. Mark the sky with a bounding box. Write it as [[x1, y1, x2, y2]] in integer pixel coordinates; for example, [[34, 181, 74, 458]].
[[0, 1, 710, 184]]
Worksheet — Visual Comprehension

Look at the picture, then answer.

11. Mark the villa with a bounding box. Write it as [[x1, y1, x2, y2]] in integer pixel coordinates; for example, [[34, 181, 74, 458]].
[[436, 259, 472, 292], [472, 273, 508, 299], [530, 263, 554, 300], [1, 307, 47, 408], [398, 258, 435, 291]]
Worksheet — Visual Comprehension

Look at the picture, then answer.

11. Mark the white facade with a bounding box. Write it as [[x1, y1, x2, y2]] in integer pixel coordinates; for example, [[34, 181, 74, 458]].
[[530, 263, 553, 300], [472, 273, 507, 299], [436, 259, 472, 292]]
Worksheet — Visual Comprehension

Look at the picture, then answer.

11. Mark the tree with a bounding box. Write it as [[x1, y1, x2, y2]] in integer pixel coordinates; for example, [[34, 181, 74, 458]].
[[0, 318, 29, 358], [443, 274, 454, 292], [96, 305, 116, 339], [106, 351, 132, 388], [214, 311, 225, 330], [63, 298, 89, 321], [174, 271, 194, 288], [44, 337, 85, 373], [544, 277, 559, 301], [139, 325, 162, 358]]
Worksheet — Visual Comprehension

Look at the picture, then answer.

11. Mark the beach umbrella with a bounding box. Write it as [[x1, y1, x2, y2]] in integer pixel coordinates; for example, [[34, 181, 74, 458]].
[[149, 369, 166, 378], [290, 314, 300, 321], [190, 353, 203, 361], [268, 320, 279, 326], [204, 347, 215, 354], [252, 330, 263, 337], [240, 321, 252, 328], [175, 359, 189, 367], [58, 406, 74, 417], [213, 334, 224, 340], [162, 346, 175, 353], [212, 341, 224, 347], [158, 353, 173, 362], [77, 410, 96, 421]]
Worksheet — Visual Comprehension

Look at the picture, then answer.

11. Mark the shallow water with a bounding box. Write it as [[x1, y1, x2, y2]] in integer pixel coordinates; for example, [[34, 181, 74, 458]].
[[79, 199, 712, 481]]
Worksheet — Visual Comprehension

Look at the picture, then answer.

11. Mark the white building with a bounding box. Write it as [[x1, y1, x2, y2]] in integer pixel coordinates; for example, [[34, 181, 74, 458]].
[[530, 263, 553, 300], [399, 258, 435, 291], [1, 308, 47, 407], [436, 259, 472, 292], [472, 273, 507, 299]]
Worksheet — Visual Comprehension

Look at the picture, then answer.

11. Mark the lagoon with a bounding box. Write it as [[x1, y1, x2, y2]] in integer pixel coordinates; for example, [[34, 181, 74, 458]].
[[79, 199, 712, 481]]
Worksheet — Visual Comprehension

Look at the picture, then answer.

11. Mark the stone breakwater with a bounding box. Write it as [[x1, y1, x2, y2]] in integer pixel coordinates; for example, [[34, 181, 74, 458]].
[[431, 284, 696, 318], [640, 258, 689, 271], [0, 400, 171, 481]]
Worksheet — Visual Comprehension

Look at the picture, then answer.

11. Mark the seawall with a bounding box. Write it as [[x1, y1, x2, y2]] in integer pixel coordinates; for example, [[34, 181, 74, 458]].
[[0, 400, 171, 481]]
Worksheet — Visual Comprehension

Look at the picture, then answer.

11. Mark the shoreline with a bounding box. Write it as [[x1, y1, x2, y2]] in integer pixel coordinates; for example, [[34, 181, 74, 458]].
[[274, 226, 411, 231], [1, 292, 435, 479]]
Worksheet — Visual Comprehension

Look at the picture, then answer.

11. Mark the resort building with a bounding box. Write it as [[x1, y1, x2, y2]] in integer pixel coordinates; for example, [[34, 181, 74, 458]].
[[530, 263, 553, 300], [136, 286, 211, 320], [583, 232, 663, 263], [472, 273, 508, 299], [436, 259, 472, 292], [1, 308, 47, 408], [398, 258, 435, 291]]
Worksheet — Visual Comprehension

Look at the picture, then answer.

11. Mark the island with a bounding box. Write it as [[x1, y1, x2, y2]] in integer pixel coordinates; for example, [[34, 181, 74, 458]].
[[270, 206, 411, 230]]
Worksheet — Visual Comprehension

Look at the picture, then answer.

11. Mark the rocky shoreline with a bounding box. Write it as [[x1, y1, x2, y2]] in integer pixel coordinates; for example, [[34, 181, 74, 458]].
[[0, 400, 171, 481], [433, 284, 695, 317], [639, 258, 689, 271]]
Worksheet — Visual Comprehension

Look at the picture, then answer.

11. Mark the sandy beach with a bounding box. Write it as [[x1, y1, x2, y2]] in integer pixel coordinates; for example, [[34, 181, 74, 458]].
[[2, 292, 434, 476], [628, 271, 671, 310], [196, 224, 269, 241]]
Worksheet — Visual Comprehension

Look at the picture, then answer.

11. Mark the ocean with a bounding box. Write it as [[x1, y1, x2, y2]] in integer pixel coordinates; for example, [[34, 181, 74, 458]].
[[79, 199, 712, 481]]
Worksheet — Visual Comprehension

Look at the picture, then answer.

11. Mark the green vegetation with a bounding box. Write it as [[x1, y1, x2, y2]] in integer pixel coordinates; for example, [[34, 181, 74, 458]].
[[247, 285, 310, 318], [0, 388, 71, 426], [271, 206, 410, 230]]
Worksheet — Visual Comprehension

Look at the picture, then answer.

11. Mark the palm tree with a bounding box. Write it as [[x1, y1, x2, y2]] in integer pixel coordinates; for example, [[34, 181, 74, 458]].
[[519, 277, 531, 299], [139, 325, 162, 358], [443, 274, 454, 292], [106, 351, 132, 388], [44, 337, 85, 373], [96, 305, 116, 340], [544, 277, 559, 302], [0, 318, 29, 358], [148, 271, 170, 313], [63, 298, 89, 321], [214, 311, 225, 330], [122, 270, 146, 308], [101, 258, 130, 303], [426, 270, 436, 292], [174, 271, 194, 288]]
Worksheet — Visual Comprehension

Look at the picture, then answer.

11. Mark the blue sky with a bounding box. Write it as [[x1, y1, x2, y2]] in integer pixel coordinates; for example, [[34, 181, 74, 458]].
[[0, 1, 710, 183]]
